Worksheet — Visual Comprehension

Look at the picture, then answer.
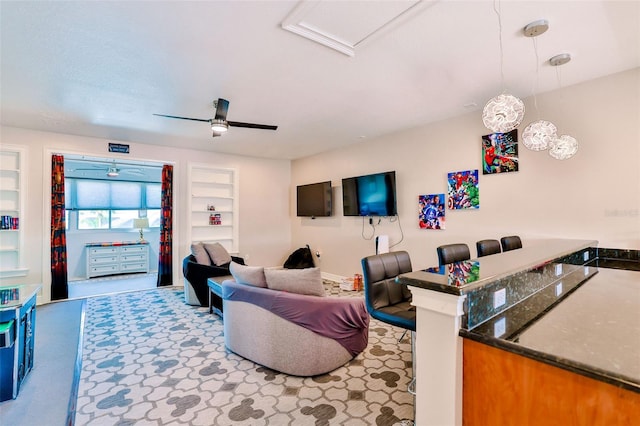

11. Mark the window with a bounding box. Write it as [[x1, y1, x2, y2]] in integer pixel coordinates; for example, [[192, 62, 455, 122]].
[[66, 179, 161, 230]]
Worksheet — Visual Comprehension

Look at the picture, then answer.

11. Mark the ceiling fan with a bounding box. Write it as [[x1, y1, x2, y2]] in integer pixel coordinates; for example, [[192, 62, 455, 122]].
[[67, 160, 145, 178], [153, 98, 278, 138]]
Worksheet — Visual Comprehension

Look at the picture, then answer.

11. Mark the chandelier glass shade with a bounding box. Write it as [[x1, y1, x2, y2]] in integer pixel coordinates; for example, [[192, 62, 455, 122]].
[[549, 135, 578, 160], [482, 94, 525, 133], [522, 120, 557, 151]]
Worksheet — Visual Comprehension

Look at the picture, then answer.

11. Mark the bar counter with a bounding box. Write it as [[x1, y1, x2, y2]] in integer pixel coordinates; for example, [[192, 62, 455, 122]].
[[396, 239, 640, 425]]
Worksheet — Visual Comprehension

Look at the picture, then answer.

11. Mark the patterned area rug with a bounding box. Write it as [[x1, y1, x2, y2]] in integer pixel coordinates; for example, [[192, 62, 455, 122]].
[[74, 283, 414, 425]]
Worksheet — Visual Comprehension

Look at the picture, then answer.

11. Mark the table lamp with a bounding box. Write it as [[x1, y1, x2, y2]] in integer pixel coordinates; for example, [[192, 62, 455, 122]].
[[133, 218, 149, 242]]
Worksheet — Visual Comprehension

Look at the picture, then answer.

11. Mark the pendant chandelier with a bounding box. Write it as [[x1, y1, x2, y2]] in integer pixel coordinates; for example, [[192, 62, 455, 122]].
[[482, 1, 525, 133], [549, 135, 578, 160], [483, 94, 525, 133], [521, 19, 556, 151], [522, 119, 557, 151], [549, 54, 578, 160]]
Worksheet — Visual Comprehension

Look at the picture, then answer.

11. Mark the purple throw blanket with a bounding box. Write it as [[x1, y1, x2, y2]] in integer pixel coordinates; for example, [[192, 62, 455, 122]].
[[222, 280, 369, 357]]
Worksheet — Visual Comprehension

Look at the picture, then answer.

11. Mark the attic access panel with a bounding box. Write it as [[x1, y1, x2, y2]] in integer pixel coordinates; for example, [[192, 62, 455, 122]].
[[282, 0, 435, 56]]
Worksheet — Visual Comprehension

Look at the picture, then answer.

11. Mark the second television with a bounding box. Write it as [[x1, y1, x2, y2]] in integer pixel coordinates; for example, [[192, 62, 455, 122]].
[[342, 171, 397, 216]]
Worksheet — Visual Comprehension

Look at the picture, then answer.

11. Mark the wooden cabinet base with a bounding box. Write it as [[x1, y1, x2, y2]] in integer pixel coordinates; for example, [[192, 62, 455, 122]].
[[463, 339, 639, 425]]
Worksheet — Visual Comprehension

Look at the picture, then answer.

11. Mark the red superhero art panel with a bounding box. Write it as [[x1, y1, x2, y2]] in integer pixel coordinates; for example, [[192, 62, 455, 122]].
[[418, 193, 445, 229], [482, 129, 519, 174], [447, 170, 479, 210]]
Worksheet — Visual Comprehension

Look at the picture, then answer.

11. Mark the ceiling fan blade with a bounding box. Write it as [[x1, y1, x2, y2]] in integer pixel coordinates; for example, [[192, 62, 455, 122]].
[[227, 121, 278, 130], [153, 113, 210, 123], [215, 98, 229, 121]]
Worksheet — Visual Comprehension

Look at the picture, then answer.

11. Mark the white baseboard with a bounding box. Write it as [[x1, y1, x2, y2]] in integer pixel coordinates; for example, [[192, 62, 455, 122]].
[[321, 272, 347, 283]]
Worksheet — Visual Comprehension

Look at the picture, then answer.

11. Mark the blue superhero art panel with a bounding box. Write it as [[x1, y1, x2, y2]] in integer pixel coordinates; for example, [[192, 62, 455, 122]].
[[447, 170, 479, 210], [418, 193, 445, 229], [482, 129, 519, 174]]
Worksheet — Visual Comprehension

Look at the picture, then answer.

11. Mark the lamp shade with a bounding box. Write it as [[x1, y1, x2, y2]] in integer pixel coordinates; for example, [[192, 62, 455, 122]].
[[522, 120, 557, 151], [549, 135, 578, 160], [482, 94, 525, 133], [133, 218, 149, 229]]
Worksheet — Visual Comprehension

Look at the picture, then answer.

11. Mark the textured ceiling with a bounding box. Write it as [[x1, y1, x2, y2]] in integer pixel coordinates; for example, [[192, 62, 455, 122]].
[[1, 0, 638, 160]]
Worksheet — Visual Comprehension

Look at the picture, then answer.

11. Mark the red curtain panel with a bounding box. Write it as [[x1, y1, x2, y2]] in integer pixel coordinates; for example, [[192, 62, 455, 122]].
[[157, 164, 173, 286], [51, 154, 68, 300]]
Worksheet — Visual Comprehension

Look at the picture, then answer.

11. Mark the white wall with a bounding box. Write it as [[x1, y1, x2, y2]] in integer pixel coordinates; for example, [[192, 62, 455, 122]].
[[0, 126, 292, 303], [291, 68, 640, 277]]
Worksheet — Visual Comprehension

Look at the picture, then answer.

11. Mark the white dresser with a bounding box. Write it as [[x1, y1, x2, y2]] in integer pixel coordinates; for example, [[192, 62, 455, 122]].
[[86, 242, 149, 278]]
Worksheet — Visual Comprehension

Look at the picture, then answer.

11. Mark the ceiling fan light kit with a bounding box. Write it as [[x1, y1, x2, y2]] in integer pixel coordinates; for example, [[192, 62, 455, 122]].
[[210, 119, 228, 133]]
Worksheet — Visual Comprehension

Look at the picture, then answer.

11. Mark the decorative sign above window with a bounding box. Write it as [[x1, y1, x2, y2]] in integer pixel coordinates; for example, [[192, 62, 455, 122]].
[[108, 143, 130, 154]]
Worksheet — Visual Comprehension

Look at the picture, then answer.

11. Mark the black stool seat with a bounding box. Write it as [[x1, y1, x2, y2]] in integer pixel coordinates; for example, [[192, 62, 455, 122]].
[[501, 235, 522, 252], [437, 243, 471, 265], [476, 239, 501, 257], [361, 251, 415, 331]]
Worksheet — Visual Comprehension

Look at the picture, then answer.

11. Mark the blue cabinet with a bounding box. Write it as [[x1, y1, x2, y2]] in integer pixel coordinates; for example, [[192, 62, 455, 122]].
[[0, 284, 39, 402]]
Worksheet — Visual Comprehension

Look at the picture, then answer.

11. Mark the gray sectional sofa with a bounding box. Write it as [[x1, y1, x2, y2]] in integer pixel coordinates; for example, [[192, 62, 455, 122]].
[[221, 279, 370, 376]]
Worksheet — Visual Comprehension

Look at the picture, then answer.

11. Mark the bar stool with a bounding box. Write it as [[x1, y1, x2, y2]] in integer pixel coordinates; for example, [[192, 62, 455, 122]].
[[476, 239, 502, 257], [437, 243, 471, 265], [361, 251, 416, 423], [501, 235, 522, 252]]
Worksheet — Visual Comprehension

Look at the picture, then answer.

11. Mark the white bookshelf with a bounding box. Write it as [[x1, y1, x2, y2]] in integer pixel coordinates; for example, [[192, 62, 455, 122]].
[[0, 145, 28, 278], [187, 164, 239, 254]]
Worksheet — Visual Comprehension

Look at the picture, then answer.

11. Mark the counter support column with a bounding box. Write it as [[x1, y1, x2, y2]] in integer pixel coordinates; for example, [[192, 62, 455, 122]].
[[410, 287, 466, 426]]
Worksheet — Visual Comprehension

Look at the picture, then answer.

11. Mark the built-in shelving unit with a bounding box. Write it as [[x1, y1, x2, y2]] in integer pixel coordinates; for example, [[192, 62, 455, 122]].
[[0, 146, 27, 278], [188, 164, 239, 254]]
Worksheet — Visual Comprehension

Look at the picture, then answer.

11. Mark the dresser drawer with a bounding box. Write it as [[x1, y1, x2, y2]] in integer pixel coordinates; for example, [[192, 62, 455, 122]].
[[89, 247, 118, 256], [89, 264, 119, 275], [120, 254, 146, 262], [120, 262, 147, 272], [89, 255, 118, 265], [121, 245, 147, 254]]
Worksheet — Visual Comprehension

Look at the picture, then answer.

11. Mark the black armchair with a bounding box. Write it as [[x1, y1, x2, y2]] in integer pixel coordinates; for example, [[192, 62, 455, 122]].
[[182, 254, 245, 306]]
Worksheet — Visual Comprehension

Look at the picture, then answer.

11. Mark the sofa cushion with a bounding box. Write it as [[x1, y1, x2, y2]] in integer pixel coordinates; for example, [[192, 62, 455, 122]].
[[230, 262, 267, 288], [190, 242, 211, 265], [204, 242, 232, 266], [264, 267, 325, 297]]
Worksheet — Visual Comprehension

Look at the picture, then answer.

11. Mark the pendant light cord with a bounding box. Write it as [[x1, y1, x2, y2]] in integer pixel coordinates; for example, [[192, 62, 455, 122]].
[[532, 37, 540, 119], [493, 0, 505, 92]]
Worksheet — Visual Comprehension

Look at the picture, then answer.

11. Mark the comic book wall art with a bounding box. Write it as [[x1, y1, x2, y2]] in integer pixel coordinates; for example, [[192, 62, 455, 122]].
[[447, 170, 479, 210], [482, 129, 519, 174], [419, 193, 445, 229]]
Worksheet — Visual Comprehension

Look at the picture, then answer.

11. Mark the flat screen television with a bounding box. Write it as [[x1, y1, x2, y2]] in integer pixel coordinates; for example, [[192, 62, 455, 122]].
[[342, 171, 397, 216], [296, 181, 332, 217]]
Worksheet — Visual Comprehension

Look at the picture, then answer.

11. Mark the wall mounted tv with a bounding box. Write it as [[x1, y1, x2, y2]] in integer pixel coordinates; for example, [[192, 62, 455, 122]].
[[342, 171, 397, 216], [296, 181, 332, 217]]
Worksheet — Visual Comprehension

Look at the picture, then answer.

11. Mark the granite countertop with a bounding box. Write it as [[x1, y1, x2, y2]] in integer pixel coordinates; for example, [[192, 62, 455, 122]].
[[399, 238, 597, 295], [460, 267, 640, 393]]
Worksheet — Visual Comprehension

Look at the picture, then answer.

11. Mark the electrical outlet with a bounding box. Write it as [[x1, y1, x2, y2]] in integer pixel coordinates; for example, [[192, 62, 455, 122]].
[[555, 264, 563, 276], [493, 288, 506, 309], [315, 250, 321, 258], [494, 317, 506, 337]]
